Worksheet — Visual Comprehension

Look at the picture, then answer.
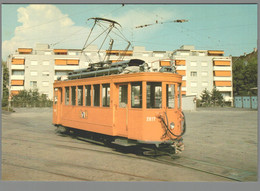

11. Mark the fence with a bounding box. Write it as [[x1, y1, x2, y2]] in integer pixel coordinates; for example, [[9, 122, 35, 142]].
[[234, 96, 258, 109]]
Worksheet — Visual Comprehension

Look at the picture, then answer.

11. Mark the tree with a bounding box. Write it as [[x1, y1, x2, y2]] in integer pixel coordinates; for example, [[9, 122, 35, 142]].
[[211, 87, 224, 106], [232, 50, 257, 96], [200, 89, 211, 106], [1, 60, 9, 107]]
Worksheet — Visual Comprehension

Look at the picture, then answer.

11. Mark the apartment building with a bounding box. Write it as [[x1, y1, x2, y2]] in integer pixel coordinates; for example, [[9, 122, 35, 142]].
[[172, 45, 233, 103], [7, 44, 233, 104]]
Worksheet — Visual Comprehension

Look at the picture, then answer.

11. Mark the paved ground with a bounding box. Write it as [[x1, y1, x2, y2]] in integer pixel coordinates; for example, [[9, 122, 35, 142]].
[[1, 107, 258, 181]]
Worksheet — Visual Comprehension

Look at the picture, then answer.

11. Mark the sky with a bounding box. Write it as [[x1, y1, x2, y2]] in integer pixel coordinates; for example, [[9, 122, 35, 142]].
[[1, 4, 258, 61]]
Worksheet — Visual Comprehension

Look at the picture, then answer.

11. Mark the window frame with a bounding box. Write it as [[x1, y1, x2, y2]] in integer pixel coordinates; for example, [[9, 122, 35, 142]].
[[119, 84, 128, 108], [102, 84, 110, 107], [146, 82, 162, 109], [85, 85, 91, 106], [93, 84, 100, 107], [77, 85, 83, 106], [71, 86, 76, 106], [131, 82, 142, 108], [65, 86, 70, 105], [166, 84, 176, 109]]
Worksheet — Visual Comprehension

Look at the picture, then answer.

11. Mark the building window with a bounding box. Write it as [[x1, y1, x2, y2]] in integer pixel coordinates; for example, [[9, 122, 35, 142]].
[[93, 84, 100, 106], [65, 87, 70, 105], [42, 81, 49, 87], [68, 52, 76, 56], [30, 71, 38, 76], [190, 61, 197, 66], [54, 50, 67, 55], [71, 86, 76, 106], [201, 62, 208, 66], [43, 61, 50, 65], [201, 71, 208, 76], [119, 85, 128, 108], [55, 70, 72, 76], [102, 84, 110, 107], [31, 61, 38, 65], [202, 82, 208, 87], [190, 71, 197, 77], [147, 82, 162, 108], [30, 81, 37, 88], [85, 85, 91, 106], [191, 82, 197, 87], [44, 52, 51, 55], [167, 84, 175, 108], [12, 70, 24, 75], [42, 71, 49, 76], [131, 82, 142, 108], [78, 86, 83, 106]]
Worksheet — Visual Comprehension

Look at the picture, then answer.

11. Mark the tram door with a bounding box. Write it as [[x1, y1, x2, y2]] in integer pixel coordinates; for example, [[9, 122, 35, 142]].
[[53, 87, 62, 124], [115, 84, 129, 137]]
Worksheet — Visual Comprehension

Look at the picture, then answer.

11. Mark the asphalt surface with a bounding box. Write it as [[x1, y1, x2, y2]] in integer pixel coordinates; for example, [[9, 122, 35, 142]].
[[1, 107, 258, 181]]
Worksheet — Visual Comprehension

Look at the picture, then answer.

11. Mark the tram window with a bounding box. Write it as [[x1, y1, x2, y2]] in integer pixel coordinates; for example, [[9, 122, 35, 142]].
[[78, 86, 83, 106], [119, 85, 128, 108], [71, 86, 76, 106], [93, 84, 100, 106], [65, 87, 70, 105], [167, 84, 175, 108], [178, 84, 181, 108], [102, 84, 110, 107], [131, 82, 142, 108], [54, 88, 58, 105], [85, 85, 91, 106], [147, 82, 162, 108]]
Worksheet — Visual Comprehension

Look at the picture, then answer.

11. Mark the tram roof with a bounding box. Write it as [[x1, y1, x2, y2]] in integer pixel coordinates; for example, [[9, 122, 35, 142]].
[[54, 72, 182, 87]]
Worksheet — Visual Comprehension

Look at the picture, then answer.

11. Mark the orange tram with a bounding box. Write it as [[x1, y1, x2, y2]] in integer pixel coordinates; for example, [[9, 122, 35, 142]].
[[53, 59, 186, 154]]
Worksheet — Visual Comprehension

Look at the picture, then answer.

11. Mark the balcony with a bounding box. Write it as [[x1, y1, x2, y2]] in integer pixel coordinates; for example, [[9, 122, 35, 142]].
[[11, 86, 25, 91], [213, 77, 232, 81], [215, 86, 232, 91], [213, 66, 232, 71], [11, 65, 25, 70], [175, 65, 187, 70], [11, 75, 25, 80]]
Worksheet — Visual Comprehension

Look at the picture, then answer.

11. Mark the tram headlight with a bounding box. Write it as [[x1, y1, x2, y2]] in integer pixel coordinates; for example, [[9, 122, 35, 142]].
[[170, 122, 175, 130]]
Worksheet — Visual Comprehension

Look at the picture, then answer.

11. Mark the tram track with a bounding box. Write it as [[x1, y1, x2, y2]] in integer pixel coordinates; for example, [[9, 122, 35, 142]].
[[3, 151, 167, 181], [2, 134, 256, 181], [148, 156, 257, 182]]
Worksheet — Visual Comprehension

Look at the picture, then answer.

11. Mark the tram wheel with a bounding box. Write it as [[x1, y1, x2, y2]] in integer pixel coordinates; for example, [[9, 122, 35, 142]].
[[56, 125, 69, 134]]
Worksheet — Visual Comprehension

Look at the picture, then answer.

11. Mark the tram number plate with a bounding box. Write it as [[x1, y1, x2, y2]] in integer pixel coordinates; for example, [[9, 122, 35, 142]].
[[146, 117, 156, 122], [80, 110, 88, 119]]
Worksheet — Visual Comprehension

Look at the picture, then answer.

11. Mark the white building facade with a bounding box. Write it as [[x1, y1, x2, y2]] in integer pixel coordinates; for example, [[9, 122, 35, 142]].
[[7, 44, 233, 105]]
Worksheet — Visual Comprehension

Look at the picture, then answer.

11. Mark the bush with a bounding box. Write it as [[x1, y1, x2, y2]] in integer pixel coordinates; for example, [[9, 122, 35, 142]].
[[11, 89, 53, 107]]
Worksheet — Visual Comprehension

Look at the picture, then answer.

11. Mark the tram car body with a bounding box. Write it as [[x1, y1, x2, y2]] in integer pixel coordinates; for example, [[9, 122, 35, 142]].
[[53, 59, 186, 154]]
